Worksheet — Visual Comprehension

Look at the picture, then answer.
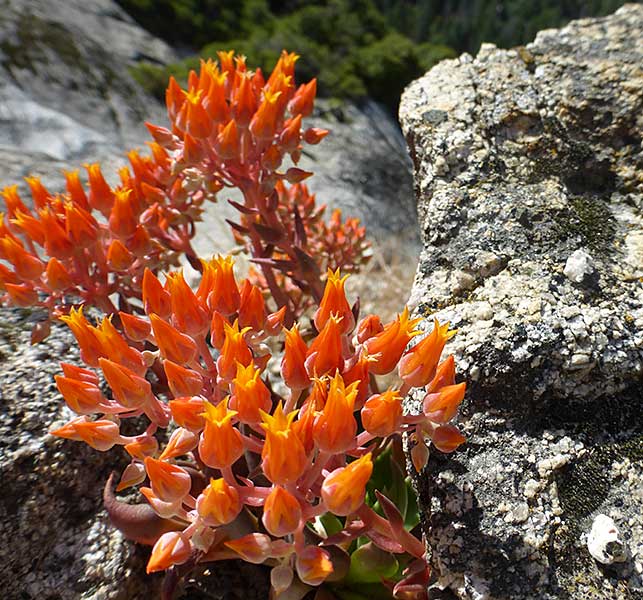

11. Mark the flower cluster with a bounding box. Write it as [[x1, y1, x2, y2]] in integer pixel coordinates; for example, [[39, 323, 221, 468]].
[[151, 50, 371, 323], [52, 260, 465, 597], [0, 150, 189, 341], [0, 49, 467, 598], [0, 50, 370, 338]]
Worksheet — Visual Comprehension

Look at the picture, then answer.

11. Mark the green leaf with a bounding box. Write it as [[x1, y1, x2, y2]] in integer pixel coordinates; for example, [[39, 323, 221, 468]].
[[404, 477, 421, 530], [345, 541, 399, 584], [317, 512, 344, 537]]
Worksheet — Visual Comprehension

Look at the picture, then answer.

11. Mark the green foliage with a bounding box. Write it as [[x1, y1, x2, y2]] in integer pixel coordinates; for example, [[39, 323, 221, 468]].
[[373, 0, 633, 53], [120, 0, 634, 112]]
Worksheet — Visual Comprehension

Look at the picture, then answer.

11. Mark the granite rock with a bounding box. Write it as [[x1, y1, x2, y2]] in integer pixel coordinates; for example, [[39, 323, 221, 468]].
[[400, 5, 643, 599]]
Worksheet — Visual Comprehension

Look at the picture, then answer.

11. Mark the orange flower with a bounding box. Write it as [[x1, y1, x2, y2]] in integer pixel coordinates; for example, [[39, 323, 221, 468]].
[[423, 382, 466, 424], [266, 50, 299, 91], [321, 453, 373, 516], [150, 314, 198, 364], [363, 307, 421, 375], [163, 360, 203, 397], [9, 208, 45, 247], [265, 306, 287, 336], [288, 79, 317, 118], [99, 358, 151, 409], [225, 533, 274, 564], [361, 389, 403, 438], [260, 402, 307, 485], [238, 280, 266, 331], [313, 372, 359, 453], [431, 424, 466, 453], [313, 269, 354, 333], [64, 169, 89, 210], [124, 435, 158, 460], [292, 392, 320, 455], [217, 319, 252, 382], [178, 88, 212, 139], [109, 188, 138, 238], [158, 427, 198, 460], [398, 318, 456, 387], [230, 362, 272, 424], [202, 65, 229, 123], [0, 237, 43, 281], [140, 486, 182, 520], [1, 189, 26, 224], [196, 478, 242, 526], [279, 114, 302, 152], [303, 127, 329, 145], [342, 351, 375, 408], [409, 432, 429, 472], [198, 255, 240, 316], [85, 163, 114, 217], [262, 486, 302, 537], [144, 457, 191, 503], [51, 417, 122, 452], [142, 269, 171, 318], [60, 362, 99, 385], [295, 545, 333, 586], [216, 119, 240, 160], [165, 270, 209, 336], [233, 73, 257, 128], [4, 283, 37, 307], [146, 531, 192, 574], [95, 316, 145, 375], [64, 201, 98, 247], [356, 314, 383, 344], [119, 312, 152, 343], [281, 323, 309, 390], [60, 307, 104, 367], [44, 257, 72, 291], [106, 239, 133, 271], [55, 375, 110, 415], [198, 398, 244, 469], [169, 396, 205, 432], [209, 310, 227, 349], [426, 355, 456, 393], [305, 314, 344, 377], [116, 462, 147, 492], [38, 208, 73, 259], [249, 89, 283, 140]]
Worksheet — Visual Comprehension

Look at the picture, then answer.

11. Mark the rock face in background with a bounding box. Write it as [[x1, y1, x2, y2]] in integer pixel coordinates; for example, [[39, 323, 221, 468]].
[[400, 4, 642, 599], [0, 0, 173, 179], [0, 0, 415, 597]]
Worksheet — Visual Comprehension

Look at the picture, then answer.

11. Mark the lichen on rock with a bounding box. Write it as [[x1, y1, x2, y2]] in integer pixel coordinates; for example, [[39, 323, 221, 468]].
[[400, 4, 643, 599]]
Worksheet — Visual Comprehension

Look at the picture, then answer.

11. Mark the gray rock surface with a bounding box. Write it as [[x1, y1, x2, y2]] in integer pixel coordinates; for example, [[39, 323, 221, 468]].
[[400, 4, 643, 599], [301, 99, 418, 249], [0, 308, 159, 599], [0, 0, 173, 176]]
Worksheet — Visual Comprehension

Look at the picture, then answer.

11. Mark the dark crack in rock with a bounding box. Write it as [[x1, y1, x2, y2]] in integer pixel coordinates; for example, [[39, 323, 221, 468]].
[[400, 5, 643, 599]]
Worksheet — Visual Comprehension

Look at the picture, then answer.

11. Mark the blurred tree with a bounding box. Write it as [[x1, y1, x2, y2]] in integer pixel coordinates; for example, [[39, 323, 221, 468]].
[[123, 0, 635, 112]]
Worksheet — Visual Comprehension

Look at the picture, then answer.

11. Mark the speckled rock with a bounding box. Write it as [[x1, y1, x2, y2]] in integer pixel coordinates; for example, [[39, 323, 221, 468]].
[[400, 5, 643, 599], [0, 309, 160, 599]]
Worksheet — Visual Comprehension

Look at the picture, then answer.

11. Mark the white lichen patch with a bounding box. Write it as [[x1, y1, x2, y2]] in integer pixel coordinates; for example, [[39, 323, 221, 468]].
[[587, 514, 628, 564]]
